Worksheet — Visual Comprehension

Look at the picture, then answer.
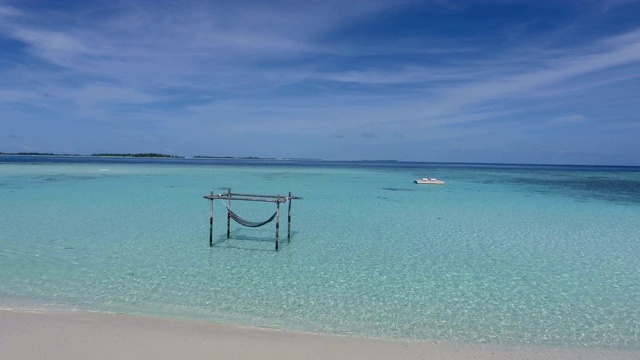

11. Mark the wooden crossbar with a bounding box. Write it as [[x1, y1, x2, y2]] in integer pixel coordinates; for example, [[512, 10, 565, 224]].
[[203, 192, 301, 203]]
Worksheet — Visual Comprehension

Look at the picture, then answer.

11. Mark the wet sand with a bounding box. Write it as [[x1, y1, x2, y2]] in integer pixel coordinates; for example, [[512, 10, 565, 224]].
[[1, 310, 637, 360]]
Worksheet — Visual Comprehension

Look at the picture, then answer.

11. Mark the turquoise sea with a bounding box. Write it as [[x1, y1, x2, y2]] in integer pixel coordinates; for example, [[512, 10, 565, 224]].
[[1, 156, 639, 350]]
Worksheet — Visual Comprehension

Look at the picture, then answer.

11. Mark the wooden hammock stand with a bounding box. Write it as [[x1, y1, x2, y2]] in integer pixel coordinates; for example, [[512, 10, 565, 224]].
[[203, 189, 301, 251]]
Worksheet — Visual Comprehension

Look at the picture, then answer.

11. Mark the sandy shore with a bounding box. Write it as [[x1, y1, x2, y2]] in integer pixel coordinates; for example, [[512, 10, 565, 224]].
[[1, 310, 637, 360]]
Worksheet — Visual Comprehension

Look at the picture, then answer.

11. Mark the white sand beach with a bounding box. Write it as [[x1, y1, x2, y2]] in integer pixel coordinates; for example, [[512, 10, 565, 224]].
[[1, 310, 638, 360]]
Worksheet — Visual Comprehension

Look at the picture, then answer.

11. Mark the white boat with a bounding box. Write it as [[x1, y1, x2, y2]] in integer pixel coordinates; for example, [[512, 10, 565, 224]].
[[414, 177, 445, 185]]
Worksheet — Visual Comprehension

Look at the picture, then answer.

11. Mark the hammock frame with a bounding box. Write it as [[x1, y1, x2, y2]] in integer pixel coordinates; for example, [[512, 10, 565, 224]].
[[203, 189, 301, 251]]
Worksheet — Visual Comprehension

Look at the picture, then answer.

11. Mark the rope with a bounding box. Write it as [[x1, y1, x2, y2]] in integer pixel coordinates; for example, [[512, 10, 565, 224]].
[[217, 198, 277, 228], [229, 209, 277, 228]]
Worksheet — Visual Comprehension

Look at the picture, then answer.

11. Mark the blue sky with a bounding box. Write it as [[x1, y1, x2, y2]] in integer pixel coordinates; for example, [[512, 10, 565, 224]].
[[1, 0, 640, 165]]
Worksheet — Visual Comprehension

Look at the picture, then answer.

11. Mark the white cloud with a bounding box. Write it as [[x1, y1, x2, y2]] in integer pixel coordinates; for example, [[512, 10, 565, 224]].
[[400, 28, 640, 124], [0, 4, 21, 17]]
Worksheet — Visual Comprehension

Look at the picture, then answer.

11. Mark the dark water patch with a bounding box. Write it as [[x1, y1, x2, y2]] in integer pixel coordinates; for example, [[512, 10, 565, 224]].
[[506, 175, 640, 205], [33, 174, 97, 183], [63, 247, 74, 250], [381, 187, 413, 192], [260, 172, 289, 178]]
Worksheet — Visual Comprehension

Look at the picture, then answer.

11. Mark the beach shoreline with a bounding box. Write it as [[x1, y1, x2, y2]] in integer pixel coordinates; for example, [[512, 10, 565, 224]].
[[1, 309, 638, 360]]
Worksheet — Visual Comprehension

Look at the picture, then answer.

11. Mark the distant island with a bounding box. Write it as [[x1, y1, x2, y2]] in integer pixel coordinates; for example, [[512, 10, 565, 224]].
[[0, 152, 79, 156], [2, 152, 302, 160], [90, 153, 183, 158], [193, 155, 275, 160]]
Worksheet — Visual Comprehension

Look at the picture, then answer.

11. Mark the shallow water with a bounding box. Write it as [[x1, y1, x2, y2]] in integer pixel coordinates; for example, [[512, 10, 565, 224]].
[[1, 156, 639, 349]]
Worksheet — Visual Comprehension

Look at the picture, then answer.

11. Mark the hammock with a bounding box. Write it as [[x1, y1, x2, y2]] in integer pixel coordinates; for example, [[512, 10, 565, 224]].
[[228, 208, 277, 228]]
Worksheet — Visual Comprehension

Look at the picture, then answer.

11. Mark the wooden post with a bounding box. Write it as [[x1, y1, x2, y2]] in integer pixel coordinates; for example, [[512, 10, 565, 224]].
[[209, 192, 214, 247], [275, 195, 280, 251], [226, 188, 231, 238], [287, 191, 292, 241]]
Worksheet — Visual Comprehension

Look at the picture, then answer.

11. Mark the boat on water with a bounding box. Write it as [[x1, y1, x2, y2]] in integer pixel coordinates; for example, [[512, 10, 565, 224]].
[[414, 177, 445, 185]]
